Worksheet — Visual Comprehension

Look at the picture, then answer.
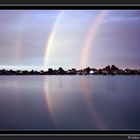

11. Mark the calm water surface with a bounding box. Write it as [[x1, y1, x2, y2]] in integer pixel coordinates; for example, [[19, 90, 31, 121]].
[[0, 75, 140, 130]]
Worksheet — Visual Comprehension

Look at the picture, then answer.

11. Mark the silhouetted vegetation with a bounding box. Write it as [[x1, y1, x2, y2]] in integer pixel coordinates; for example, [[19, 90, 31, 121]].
[[0, 65, 140, 75]]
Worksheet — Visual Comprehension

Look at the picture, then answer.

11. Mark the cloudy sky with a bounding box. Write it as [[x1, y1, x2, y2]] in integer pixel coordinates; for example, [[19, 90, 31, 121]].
[[0, 10, 140, 70]]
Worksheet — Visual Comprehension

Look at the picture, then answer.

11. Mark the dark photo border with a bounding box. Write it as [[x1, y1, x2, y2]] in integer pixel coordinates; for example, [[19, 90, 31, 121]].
[[0, 5, 140, 139]]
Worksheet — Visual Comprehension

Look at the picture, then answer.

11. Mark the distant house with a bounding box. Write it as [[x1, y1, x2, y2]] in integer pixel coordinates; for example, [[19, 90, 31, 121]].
[[89, 70, 94, 74]]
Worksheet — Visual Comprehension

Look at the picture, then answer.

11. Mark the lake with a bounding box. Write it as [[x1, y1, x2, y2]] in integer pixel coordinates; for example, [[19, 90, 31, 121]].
[[0, 75, 140, 130]]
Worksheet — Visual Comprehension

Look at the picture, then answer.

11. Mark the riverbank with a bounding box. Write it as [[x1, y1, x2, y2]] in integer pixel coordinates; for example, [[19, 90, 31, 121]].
[[0, 65, 140, 75]]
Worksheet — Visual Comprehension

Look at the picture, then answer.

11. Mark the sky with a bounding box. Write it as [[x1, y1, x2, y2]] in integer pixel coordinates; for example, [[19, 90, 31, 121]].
[[0, 10, 140, 70]]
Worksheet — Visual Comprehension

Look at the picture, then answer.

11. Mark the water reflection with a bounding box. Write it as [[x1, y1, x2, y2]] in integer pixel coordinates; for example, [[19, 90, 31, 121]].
[[0, 76, 140, 129], [14, 80, 22, 111], [44, 76, 55, 127], [80, 76, 106, 129]]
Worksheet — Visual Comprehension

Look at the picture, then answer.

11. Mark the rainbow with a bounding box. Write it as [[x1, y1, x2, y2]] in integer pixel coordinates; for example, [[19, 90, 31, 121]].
[[80, 77, 106, 128], [43, 10, 108, 70], [44, 77, 56, 125], [43, 11, 64, 125], [15, 22, 25, 64], [44, 11, 64, 70], [80, 10, 109, 68], [14, 18, 28, 66]]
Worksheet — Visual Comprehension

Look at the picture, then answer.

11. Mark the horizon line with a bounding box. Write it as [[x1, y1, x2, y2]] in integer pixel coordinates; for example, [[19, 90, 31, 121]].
[[0, 65, 140, 71]]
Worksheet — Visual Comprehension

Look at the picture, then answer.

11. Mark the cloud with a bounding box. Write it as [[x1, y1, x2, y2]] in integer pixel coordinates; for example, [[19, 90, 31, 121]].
[[0, 10, 139, 69]]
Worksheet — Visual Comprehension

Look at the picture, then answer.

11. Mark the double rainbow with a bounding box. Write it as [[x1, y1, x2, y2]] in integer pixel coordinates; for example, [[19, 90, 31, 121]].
[[44, 10, 109, 70]]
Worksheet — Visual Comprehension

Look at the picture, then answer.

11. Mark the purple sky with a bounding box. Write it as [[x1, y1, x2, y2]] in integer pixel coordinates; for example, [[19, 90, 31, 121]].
[[0, 10, 140, 70]]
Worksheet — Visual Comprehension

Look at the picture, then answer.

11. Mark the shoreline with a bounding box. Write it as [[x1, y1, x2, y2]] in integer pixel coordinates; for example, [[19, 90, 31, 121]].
[[0, 65, 140, 75]]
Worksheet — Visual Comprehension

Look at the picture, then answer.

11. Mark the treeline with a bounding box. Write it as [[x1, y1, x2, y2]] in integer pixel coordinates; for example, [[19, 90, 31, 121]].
[[0, 65, 140, 75]]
